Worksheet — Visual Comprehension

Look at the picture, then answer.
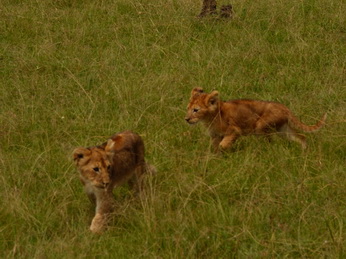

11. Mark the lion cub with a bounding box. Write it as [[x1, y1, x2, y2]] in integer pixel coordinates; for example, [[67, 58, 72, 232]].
[[73, 131, 154, 233], [185, 87, 326, 152]]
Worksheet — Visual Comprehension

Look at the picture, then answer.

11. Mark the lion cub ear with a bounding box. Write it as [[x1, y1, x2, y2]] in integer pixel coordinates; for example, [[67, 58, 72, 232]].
[[73, 147, 91, 163], [105, 135, 125, 153], [190, 87, 204, 98], [206, 90, 219, 106]]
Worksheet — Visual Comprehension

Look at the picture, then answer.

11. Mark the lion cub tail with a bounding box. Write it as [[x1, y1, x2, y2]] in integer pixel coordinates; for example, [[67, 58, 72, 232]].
[[145, 163, 157, 175], [289, 113, 327, 132]]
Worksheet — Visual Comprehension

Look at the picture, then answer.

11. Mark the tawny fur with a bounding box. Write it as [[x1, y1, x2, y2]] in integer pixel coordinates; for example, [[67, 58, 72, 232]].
[[73, 131, 155, 233], [185, 87, 326, 152]]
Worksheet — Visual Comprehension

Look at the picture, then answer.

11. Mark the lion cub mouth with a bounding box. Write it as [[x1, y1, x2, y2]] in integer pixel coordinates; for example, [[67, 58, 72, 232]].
[[91, 182, 109, 190], [185, 118, 198, 125]]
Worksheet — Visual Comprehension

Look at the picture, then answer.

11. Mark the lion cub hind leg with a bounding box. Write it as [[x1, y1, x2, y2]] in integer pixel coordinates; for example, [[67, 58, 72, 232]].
[[128, 163, 157, 199], [128, 165, 146, 195], [279, 124, 307, 149], [211, 135, 223, 153]]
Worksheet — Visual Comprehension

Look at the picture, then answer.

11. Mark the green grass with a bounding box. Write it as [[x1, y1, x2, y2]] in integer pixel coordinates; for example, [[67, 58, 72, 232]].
[[1, 0, 345, 257]]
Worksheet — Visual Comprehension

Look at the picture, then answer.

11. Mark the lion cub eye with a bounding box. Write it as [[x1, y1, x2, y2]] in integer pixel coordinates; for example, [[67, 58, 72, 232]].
[[93, 167, 100, 173], [193, 108, 199, 113], [107, 165, 111, 171]]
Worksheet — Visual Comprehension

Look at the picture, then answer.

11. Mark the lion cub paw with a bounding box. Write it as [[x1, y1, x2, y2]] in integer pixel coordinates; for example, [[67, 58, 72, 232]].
[[90, 213, 108, 234], [219, 142, 229, 151]]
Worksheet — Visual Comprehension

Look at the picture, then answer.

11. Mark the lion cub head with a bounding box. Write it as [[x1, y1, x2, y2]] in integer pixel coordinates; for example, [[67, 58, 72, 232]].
[[185, 87, 220, 124], [73, 145, 112, 189], [72, 135, 128, 189]]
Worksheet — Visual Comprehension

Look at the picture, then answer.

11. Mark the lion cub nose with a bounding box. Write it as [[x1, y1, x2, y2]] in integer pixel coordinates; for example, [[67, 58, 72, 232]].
[[102, 175, 110, 188], [185, 117, 191, 122]]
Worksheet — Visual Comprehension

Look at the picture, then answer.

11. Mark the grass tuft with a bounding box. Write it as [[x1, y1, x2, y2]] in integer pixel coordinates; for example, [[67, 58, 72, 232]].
[[1, 0, 345, 257]]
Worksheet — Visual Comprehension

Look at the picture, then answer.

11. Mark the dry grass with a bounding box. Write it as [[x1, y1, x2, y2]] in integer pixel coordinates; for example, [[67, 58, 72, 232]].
[[0, 0, 345, 257]]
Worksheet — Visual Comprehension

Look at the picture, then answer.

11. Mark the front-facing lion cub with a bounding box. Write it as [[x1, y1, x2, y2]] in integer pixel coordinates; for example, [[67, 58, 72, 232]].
[[73, 131, 155, 233], [185, 87, 326, 152]]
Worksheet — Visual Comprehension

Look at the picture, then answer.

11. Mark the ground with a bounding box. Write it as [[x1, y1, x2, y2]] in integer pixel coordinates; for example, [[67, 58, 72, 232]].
[[0, 0, 345, 257]]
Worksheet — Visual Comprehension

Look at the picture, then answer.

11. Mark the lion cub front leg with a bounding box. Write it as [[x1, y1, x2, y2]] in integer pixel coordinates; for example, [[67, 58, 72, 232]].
[[90, 190, 115, 233], [219, 134, 238, 151], [218, 126, 241, 151]]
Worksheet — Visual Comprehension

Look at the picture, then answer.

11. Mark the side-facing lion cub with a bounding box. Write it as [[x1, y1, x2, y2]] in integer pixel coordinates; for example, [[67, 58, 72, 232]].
[[185, 87, 326, 152], [73, 131, 155, 233]]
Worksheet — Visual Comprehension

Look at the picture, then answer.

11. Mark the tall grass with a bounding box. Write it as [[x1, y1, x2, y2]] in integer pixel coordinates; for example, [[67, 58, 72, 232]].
[[1, 0, 345, 257]]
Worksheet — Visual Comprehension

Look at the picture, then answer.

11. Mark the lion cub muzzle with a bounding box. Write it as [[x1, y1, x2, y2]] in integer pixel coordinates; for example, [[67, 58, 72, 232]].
[[185, 117, 193, 124]]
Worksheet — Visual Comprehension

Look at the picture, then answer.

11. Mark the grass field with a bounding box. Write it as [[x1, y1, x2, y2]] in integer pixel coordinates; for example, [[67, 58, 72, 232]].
[[1, 0, 345, 257]]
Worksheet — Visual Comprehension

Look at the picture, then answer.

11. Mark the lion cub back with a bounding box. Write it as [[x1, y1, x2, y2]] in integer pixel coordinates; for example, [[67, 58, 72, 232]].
[[105, 131, 146, 186]]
